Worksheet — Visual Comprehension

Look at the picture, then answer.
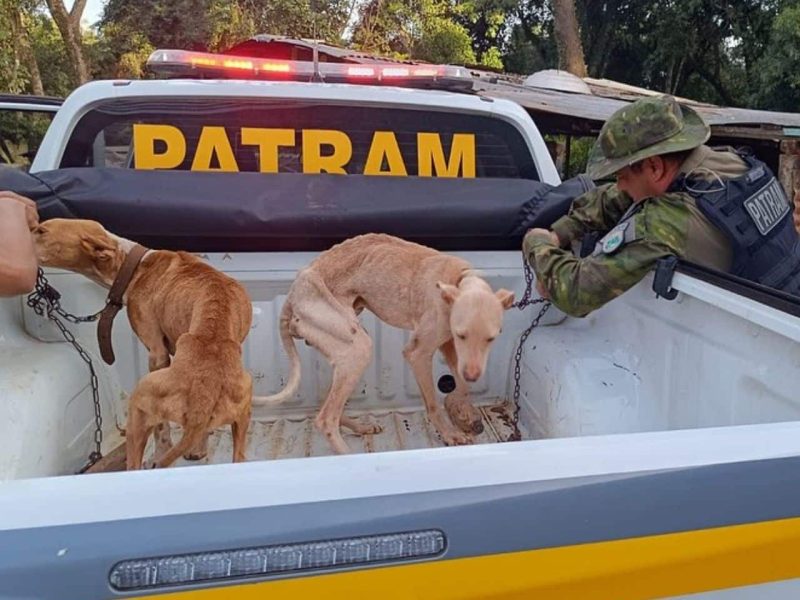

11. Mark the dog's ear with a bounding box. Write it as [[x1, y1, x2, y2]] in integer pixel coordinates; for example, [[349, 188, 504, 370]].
[[80, 234, 116, 262], [495, 288, 515, 309], [437, 281, 460, 305]]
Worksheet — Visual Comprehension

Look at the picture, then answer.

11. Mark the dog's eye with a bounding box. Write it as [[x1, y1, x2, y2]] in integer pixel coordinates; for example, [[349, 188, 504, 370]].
[[457, 333, 466, 340], [487, 336, 496, 343]]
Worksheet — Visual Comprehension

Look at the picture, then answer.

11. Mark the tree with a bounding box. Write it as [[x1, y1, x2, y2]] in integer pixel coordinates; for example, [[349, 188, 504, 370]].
[[754, 3, 800, 111], [350, 0, 500, 67], [414, 17, 477, 65], [351, 0, 425, 56], [240, 0, 355, 43], [11, 3, 44, 95], [44, 0, 90, 84], [0, 0, 31, 94], [452, 0, 516, 69], [502, 0, 556, 75], [551, 0, 586, 76], [28, 10, 74, 96]]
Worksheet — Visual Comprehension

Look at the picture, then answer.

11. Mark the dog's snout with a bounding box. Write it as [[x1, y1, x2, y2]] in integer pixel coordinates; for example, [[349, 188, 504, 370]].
[[463, 367, 481, 382]]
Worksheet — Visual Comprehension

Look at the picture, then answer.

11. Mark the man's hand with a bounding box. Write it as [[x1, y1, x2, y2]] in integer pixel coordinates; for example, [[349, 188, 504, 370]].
[[535, 278, 550, 300], [0, 191, 39, 230], [525, 227, 560, 247]]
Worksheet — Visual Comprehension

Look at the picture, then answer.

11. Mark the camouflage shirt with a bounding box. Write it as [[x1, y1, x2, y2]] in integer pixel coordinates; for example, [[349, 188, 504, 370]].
[[523, 145, 749, 317]]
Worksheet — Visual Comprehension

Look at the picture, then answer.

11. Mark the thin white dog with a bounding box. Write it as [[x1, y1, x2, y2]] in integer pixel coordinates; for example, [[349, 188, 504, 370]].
[[258, 233, 514, 453]]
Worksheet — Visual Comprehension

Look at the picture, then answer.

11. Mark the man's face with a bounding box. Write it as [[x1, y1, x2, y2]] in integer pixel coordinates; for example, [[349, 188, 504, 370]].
[[614, 160, 662, 202]]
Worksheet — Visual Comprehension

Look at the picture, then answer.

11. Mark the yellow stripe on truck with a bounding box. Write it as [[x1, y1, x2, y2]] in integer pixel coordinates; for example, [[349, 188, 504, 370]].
[[136, 516, 800, 600]]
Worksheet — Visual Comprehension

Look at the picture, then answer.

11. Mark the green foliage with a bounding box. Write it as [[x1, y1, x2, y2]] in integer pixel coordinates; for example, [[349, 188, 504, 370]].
[[239, 0, 353, 42], [28, 11, 74, 96], [0, 0, 28, 94], [0, 111, 54, 168], [753, 4, 800, 111], [414, 18, 477, 65], [480, 45, 504, 69]]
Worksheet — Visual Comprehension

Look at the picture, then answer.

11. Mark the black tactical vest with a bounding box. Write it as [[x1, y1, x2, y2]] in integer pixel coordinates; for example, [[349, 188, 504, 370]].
[[670, 150, 800, 295]]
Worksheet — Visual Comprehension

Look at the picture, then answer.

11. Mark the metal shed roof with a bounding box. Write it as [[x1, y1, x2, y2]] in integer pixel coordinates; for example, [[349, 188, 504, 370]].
[[474, 76, 800, 135]]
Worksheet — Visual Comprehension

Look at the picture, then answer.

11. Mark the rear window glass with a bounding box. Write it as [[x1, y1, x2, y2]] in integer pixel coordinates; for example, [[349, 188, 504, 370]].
[[0, 109, 56, 171], [60, 97, 539, 180]]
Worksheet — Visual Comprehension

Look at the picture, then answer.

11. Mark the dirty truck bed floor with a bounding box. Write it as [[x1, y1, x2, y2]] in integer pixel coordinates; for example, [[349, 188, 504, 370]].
[[151, 400, 519, 467]]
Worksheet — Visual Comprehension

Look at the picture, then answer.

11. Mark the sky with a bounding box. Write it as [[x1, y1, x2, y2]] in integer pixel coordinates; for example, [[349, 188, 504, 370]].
[[67, 0, 106, 27]]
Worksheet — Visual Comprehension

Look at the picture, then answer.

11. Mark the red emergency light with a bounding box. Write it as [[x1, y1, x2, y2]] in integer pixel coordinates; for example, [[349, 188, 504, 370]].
[[146, 49, 475, 91]]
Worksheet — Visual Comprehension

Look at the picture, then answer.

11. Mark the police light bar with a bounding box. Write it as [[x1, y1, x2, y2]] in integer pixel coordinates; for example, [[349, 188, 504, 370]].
[[146, 49, 476, 91]]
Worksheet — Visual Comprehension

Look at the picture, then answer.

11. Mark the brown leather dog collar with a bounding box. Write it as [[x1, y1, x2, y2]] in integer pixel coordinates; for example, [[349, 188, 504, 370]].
[[97, 244, 148, 365]]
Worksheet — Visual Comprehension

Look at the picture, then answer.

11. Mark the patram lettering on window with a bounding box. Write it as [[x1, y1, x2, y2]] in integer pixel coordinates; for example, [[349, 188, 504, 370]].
[[132, 124, 476, 178]]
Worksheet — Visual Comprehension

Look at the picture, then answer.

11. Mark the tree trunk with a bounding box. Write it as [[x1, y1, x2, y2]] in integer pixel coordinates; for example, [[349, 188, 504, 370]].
[[11, 8, 44, 95], [552, 0, 587, 77], [45, 0, 90, 85]]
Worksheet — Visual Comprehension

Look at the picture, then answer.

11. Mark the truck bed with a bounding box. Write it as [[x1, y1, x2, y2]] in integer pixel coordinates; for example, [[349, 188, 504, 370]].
[[9, 250, 800, 479], [135, 401, 520, 467]]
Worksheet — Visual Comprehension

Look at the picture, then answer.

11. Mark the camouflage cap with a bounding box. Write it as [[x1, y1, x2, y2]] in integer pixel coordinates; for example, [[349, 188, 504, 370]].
[[586, 95, 711, 180]]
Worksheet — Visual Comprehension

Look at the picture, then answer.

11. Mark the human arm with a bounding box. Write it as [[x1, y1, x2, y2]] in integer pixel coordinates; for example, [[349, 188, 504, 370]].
[[0, 191, 39, 297]]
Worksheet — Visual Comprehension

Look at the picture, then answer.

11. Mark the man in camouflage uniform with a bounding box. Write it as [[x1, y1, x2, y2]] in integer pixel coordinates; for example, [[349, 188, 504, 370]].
[[524, 95, 748, 317]]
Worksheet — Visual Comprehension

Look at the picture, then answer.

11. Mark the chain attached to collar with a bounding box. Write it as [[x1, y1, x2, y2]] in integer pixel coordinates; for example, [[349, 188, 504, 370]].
[[26, 269, 104, 472], [508, 258, 551, 441]]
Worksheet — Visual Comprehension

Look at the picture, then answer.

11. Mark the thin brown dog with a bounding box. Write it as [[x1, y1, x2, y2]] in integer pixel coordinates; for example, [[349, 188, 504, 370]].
[[255, 233, 514, 454], [32, 218, 253, 469]]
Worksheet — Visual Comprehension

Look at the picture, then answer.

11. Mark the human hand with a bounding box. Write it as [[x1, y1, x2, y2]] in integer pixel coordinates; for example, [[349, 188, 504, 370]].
[[525, 227, 560, 247], [535, 278, 550, 300], [0, 191, 39, 229]]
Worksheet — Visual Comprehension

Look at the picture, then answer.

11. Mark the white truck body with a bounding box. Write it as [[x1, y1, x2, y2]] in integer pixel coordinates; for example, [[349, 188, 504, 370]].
[[1, 77, 799, 599]]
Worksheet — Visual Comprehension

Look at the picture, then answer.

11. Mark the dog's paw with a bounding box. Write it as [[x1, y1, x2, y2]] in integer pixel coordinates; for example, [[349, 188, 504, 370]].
[[440, 429, 473, 446], [344, 417, 383, 436], [361, 422, 383, 435], [183, 452, 207, 461], [444, 393, 484, 435]]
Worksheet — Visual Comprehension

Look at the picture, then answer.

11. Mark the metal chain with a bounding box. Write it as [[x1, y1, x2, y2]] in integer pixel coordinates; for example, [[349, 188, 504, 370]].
[[26, 268, 103, 324], [508, 258, 551, 441], [512, 256, 538, 310], [26, 269, 104, 472]]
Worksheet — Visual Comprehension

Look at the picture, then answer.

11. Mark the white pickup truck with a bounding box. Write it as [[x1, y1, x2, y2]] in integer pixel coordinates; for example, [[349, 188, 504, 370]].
[[1, 50, 800, 600]]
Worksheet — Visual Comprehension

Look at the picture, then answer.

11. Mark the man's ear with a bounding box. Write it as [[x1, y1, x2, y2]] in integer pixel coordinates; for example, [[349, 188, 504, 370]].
[[496, 288, 515, 309], [80, 234, 116, 262], [437, 281, 460, 305]]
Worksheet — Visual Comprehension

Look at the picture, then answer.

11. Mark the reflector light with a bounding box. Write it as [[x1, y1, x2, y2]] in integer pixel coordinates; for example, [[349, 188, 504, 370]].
[[146, 49, 475, 91], [109, 529, 446, 591]]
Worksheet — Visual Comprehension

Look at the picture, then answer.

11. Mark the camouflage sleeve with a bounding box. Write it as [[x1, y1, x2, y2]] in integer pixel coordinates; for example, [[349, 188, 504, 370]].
[[550, 183, 634, 247], [524, 195, 691, 317], [524, 237, 674, 317]]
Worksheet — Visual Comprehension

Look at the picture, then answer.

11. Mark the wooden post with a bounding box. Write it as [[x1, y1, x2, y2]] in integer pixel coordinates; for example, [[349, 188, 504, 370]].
[[545, 138, 567, 178], [779, 140, 800, 233], [83, 441, 127, 474]]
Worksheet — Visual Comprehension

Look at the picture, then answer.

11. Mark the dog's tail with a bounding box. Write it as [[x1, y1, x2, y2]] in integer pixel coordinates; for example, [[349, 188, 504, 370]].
[[252, 302, 302, 405]]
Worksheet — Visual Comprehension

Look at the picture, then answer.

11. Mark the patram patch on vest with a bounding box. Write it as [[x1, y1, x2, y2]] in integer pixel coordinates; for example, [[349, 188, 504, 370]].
[[132, 124, 476, 177], [744, 177, 790, 236]]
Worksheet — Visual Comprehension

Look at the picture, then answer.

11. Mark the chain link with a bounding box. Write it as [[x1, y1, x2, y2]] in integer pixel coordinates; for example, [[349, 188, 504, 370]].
[[26, 269, 104, 472], [26, 268, 103, 324], [508, 259, 551, 441], [511, 255, 538, 311]]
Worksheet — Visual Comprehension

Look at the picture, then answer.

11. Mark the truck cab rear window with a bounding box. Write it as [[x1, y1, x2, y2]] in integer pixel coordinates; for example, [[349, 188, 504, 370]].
[[60, 98, 539, 180], [1, 109, 55, 171]]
